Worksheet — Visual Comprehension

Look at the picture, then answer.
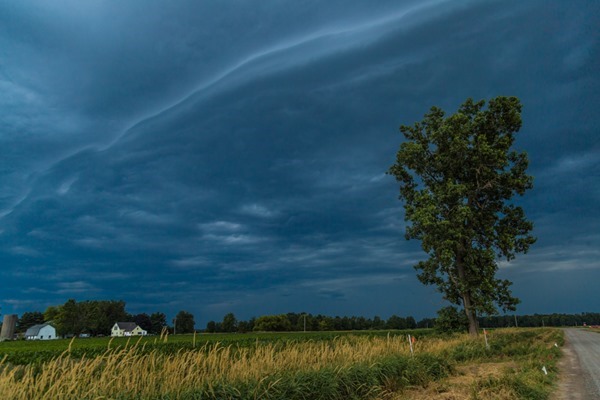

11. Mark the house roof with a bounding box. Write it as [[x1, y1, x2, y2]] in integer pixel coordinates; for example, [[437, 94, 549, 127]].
[[115, 322, 138, 332], [25, 323, 54, 336]]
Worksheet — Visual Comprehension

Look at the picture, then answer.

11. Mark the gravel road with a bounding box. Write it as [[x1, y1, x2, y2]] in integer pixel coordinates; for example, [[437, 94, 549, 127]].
[[554, 328, 600, 399]]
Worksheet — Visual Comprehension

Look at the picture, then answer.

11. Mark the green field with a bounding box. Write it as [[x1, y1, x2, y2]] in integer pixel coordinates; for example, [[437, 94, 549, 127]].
[[0, 329, 433, 365]]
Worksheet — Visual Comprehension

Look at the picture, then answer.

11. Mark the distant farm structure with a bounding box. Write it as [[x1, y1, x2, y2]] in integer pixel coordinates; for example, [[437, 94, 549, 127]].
[[111, 322, 147, 337], [0, 314, 18, 341], [25, 323, 57, 340]]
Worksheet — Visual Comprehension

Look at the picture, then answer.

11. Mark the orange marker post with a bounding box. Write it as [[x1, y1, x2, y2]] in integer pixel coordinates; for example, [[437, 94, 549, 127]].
[[483, 328, 490, 349]]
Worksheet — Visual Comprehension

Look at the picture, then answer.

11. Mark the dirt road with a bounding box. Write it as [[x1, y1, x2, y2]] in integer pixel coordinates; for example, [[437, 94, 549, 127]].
[[554, 328, 600, 399]]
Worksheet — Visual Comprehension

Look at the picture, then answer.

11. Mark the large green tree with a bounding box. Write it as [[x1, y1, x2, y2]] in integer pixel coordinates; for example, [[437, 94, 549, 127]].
[[97, 300, 128, 334], [55, 299, 81, 336], [388, 96, 536, 336], [51, 299, 128, 336]]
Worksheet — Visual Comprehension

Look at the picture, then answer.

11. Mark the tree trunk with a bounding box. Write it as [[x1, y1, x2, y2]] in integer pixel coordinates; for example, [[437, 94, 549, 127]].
[[462, 291, 479, 336], [456, 245, 479, 336]]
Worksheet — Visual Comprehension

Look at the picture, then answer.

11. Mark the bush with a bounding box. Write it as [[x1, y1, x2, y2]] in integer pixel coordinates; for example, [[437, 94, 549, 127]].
[[435, 306, 469, 333]]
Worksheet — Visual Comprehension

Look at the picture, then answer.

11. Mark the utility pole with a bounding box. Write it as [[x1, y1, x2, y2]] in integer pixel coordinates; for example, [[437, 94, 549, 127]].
[[303, 314, 306, 332], [173, 317, 177, 335], [514, 315, 518, 328]]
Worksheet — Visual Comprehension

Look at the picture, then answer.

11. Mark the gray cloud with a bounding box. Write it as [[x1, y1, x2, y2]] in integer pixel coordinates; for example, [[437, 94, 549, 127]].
[[1, 0, 598, 323]]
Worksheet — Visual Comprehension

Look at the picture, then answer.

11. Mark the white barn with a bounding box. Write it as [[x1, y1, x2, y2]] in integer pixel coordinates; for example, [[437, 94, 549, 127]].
[[24, 323, 57, 340]]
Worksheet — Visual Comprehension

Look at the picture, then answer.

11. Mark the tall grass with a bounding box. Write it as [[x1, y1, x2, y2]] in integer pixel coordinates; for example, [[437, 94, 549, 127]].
[[398, 328, 563, 400], [465, 328, 563, 400], [0, 329, 562, 400], [0, 334, 453, 400]]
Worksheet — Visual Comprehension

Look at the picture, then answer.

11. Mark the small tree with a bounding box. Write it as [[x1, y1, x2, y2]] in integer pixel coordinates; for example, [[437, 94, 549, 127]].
[[388, 97, 536, 336], [174, 311, 195, 334], [237, 320, 252, 333], [206, 321, 217, 333], [222, 313, 237, 333], [253, 315, 292, 331]]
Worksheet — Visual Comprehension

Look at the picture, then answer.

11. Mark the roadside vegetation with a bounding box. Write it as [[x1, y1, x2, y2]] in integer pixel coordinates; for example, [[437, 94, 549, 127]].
[[0, 328, 562, 400], [399, 328, 563, 400]]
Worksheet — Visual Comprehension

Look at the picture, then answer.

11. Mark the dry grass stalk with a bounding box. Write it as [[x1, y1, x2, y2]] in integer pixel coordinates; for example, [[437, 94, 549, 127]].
[[0, 334, 462, 399]]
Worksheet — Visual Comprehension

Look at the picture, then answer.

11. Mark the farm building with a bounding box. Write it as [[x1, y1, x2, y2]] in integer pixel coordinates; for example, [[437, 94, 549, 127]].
[[111, 322, 147, 337], [0, 314, 18, 341], [25, 323, 57, 340]]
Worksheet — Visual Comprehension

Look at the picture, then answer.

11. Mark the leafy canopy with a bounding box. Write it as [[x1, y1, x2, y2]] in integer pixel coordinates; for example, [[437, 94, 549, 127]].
[[388, 96, 535, 318]]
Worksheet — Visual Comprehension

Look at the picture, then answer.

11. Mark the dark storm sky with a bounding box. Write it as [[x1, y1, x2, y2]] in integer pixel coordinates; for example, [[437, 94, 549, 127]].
[[1, 0, 598, 325]]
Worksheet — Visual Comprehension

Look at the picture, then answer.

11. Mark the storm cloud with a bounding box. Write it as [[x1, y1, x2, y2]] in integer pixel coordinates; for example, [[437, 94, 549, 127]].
[[1, 0, 598, 324]]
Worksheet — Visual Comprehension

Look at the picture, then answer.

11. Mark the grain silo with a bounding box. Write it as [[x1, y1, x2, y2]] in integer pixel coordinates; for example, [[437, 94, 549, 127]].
[[0, 314, 18, 340]]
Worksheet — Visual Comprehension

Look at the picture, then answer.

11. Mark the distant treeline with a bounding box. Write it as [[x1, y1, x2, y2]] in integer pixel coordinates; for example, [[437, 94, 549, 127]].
[[206, 313, 600, 332], [207, 311, 600, 333], [478, 312, 600, 328], [4, 298, 599, 336], [206, 313, 419, 333]]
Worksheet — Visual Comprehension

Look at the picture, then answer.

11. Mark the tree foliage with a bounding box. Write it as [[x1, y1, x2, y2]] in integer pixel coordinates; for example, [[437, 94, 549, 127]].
[[17, 311, 44, 333], [388, 96, 536, 335], [43, 306, 61, 323], [133, 313, 153, 332], [49, 299, 128, 336], [207, 313, 418, 333], [205, 320, 218, 333], [253, 315, 293, 332], [435, 306, 468, 333], [149, 312, 167, 334], [175, 311, 195, 334], [221, 313, 237, 333]]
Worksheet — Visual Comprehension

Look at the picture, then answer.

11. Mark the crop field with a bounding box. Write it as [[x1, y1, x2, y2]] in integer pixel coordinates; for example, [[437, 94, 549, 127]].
[[0, 330, 434, 365], [0, 328, 562, 400]]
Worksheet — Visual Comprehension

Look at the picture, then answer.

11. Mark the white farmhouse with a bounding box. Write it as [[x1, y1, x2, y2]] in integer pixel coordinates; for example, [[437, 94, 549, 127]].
[[24, 323, 57, 340], [111, 322, 147, 337]]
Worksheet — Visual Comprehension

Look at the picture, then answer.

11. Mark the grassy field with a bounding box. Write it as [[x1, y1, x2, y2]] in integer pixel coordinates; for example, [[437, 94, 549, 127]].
[[0, 328, 562, 400], [0, 329, 434, 365]]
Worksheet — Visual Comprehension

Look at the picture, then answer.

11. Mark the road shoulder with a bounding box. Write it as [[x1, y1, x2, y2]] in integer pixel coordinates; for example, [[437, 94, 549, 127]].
[[552, 329, 599, 400]]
